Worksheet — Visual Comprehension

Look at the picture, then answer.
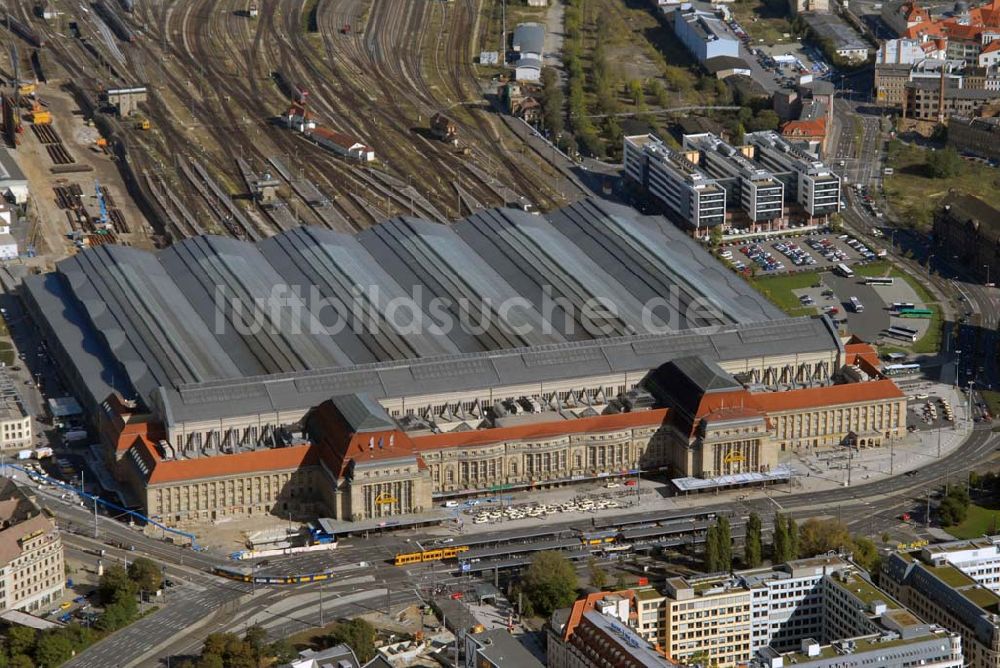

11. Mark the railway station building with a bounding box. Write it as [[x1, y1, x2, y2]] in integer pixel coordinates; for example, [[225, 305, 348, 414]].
[[21, 199, 903, 525]]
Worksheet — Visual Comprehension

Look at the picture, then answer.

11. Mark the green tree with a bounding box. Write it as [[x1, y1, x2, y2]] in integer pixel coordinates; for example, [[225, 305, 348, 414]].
[[772, 513, 789, 564], [195, 655, 224, 668], [269, 638, 298, 664], [7, 627, 36, 658], [798, 518, 851, 557], [627, 79, 645, 107], [587, 557, 608, 590], [704, 522, 721, 571], [926, 147, 961, 178], [748, 109, 781, 132], [881, 531, 891, 544], [717, 516, 733, 572], [328, 618, 376, 664], [851, 535, 880, 573], [709, 225, 723, 247], [99, 564, 137, 605], [9, 656, 32, 668], [540, 67, 565, 137], [521, 551, 579, 617], [938, 495, 969, 526], [33, 632, 73, 667], [647, 79, 670, 108], [243, 625, 267, 663], [128, 557, 162, 595], [787, 516, 799, 559], [745, 512, 763, 568], [201, 633, 233, 658]]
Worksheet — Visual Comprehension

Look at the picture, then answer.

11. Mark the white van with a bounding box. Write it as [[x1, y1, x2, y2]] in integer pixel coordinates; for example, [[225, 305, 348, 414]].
[[444, 500, 459, 508]]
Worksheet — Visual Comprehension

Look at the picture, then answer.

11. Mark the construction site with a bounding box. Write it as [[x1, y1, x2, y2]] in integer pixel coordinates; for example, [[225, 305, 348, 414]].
[[0, 0, 574, 252]]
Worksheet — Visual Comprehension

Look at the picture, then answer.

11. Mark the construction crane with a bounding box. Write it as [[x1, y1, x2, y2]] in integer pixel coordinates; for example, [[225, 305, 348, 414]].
[[94, 181, 110, 229]]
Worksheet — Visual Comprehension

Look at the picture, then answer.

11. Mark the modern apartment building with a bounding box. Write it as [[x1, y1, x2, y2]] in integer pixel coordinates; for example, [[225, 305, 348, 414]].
[[743, 132, 841, 219], [661, 574, 755, 665], [683, 133, 786, 224], [623, 134, 727, 233], [0, 481, 64, 614]]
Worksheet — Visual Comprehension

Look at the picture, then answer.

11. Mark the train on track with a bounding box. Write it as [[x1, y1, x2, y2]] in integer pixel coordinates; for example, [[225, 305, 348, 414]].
[[93, 0, 135, 43], [394, 545, 470, 566], [212, 565, 334, 585], [5, 14, 45, 48], [118, 0, 135, 13]]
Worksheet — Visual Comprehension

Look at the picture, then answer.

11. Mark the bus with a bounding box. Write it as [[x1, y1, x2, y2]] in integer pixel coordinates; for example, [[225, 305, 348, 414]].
[[849, 296, 864, 313], [865, 277, 894, 286], [898, 308, 933, 318], [890, 302, 915, 312], [885, 329, 917, 342], [836, 263, 854, 278], [883, 363, 921, 376]]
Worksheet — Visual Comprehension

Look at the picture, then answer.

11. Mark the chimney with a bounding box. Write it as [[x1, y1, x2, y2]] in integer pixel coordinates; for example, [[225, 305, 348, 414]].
[[939, 64, 946, 123]]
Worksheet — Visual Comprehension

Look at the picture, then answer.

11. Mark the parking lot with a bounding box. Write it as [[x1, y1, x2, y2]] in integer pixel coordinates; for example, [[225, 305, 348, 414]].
[[720, 233, 885, 275]]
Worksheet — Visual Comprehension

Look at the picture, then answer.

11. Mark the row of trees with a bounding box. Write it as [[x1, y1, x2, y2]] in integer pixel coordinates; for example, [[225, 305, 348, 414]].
[[704, 514, 881, 573], [0, 558, 163, 667], [178, 619, 375, 668]]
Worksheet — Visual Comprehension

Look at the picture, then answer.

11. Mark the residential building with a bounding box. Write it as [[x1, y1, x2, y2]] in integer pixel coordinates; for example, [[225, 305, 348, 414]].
[[875, 63, 916, 106], [661, 574, 755, 665], [623, 134, 727, 233], [981, 40, 1000, 67], [673, 6, 741, 64], [932, 193, 1000, 285], [465, 628, 544, 668], [947, 115, 1000, 161], [882, 547, 1000, 668], [744, 131, 841, 219], [0, 481, 64, 614]]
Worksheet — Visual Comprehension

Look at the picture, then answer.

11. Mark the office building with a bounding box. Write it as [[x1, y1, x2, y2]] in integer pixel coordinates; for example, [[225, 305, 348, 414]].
[[0, 481, 64, 614], [683, 133, 786, 224], [553, 558, 962, 668], [932, 193, 1000, 285], [882, 547, 1000, 668], [744, 132, 841, 219], [902, 79, 1000, 120], [623, 134, 727, 233]]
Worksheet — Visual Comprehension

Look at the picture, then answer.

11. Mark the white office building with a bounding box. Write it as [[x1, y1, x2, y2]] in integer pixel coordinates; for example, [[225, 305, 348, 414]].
[[745, 131, 841, 219], [684, 133, 785, 224], [623, 134, 726, 234]]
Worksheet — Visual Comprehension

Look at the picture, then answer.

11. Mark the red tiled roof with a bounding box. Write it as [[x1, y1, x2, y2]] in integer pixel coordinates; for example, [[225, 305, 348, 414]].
[[751, 379, 904, 413], [984, 40, 1000, 54], [562, 590, 637, 642], [411, 409, 670, 451], [781, 118, 827, 138], [311, 127, 370, 151], [135, 437, 319, 485]]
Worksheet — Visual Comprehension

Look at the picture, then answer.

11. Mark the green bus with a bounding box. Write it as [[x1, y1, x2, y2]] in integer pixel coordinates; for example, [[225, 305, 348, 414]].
[[898, 308, 932, 318]]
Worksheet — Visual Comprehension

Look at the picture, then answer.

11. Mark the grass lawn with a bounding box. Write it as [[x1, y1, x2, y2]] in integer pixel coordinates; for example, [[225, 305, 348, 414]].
[[748, 270, 822, 316], [946, 502, 1000, 540], [885, 143, 1000, 230], [730, 0, 796, 46], [982, 390, 1000, 419]]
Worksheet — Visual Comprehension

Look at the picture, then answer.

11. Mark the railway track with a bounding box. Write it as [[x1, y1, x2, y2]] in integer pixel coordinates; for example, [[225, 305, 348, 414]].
[[9, 0, 569, 243]]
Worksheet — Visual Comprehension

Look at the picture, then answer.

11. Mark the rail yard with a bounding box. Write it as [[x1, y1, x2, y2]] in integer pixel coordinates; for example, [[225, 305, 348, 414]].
[[2, 0, 572, 246]]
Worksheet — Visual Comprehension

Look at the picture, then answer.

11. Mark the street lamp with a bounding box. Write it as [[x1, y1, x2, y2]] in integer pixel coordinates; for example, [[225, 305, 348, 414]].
[[985, 264, 991, 287]]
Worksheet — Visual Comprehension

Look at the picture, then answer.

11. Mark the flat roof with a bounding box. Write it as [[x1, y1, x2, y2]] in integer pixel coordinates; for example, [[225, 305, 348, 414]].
[[672, 464, 795, 491]]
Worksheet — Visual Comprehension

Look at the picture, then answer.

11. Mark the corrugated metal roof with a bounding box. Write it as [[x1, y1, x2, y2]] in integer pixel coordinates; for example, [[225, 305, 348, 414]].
[[23, 199, 833, 426]]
